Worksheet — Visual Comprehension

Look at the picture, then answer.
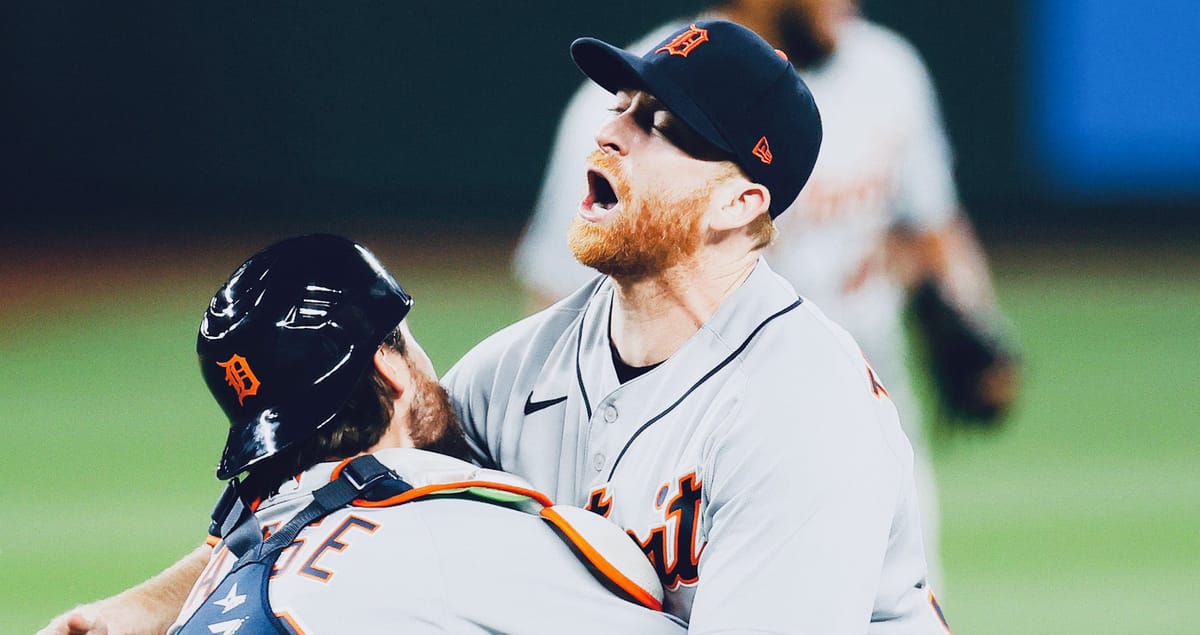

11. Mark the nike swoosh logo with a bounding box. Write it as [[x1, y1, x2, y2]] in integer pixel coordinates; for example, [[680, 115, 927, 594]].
[[524, 392, 568, 415]]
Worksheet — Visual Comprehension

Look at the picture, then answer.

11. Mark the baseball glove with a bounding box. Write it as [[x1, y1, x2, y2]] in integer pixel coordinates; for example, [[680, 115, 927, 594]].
[[909, 279, 1019, 429]]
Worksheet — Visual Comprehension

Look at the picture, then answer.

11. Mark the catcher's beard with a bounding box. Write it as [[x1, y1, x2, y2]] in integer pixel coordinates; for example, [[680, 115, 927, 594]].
[[568, 151, 710, 281], [404, 362, 470, 461]]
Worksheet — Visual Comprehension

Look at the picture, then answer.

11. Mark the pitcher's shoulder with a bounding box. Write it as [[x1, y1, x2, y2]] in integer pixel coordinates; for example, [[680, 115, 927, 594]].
[[448, 278, 602, 378], [738, 299, 879, 399]]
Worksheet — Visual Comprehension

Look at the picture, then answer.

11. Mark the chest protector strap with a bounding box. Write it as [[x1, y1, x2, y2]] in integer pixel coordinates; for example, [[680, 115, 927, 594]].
[[181, 456, 664, 634], [177, 455, 402, 635]]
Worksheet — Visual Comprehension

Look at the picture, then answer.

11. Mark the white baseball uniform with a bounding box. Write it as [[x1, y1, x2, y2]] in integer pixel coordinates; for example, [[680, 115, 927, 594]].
[[169, 448, 686, 634], [444, 260, 951, 632], [512, 16, 957, 586]]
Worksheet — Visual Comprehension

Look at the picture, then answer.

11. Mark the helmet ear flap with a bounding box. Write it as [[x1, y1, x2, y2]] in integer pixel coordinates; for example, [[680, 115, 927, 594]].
[[198, 234, 413, 480]]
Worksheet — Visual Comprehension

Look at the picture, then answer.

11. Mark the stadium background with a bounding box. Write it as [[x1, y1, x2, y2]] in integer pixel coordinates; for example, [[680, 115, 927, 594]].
[[2, 2, 1196, 633]]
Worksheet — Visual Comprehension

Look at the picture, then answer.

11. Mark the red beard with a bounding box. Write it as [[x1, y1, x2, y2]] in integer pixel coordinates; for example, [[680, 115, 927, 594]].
[[568, 150, 710, 281]]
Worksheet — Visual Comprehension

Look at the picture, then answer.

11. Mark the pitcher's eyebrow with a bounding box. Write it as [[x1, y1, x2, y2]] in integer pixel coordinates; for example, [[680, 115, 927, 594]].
[[638, 92, 666, 112]]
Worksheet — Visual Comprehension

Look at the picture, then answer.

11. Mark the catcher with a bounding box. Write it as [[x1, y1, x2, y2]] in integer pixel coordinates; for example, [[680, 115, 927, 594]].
[[52, 234, 685, 635]]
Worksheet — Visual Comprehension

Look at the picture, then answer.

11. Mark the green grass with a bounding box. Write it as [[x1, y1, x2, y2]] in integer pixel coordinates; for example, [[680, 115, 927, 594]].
[[930, 246, 1200, 634], [2, 239, 1196, 634]]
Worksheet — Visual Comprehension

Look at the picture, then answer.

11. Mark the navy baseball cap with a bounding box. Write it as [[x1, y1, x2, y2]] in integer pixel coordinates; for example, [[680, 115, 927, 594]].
[[571, 20, 822, 218]]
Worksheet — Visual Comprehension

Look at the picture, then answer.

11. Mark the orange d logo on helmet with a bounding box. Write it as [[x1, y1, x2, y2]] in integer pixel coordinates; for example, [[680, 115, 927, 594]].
[[655, 24, 709, 57], [218, 354, 261, 405]]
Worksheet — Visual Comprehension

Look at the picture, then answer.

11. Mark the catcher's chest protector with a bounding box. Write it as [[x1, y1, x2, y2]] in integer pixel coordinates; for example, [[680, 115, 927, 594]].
[[176, 454, 663, 634], [175, 455, 401, 635], [175, 554, 290, 635]]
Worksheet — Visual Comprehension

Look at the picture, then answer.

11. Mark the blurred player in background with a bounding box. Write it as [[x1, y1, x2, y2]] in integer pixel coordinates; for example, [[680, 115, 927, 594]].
[[513, 0, 1019, 587]]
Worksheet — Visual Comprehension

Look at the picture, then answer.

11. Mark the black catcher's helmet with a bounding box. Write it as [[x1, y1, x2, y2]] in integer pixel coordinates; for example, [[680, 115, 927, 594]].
[[197, 234, 413, 479]]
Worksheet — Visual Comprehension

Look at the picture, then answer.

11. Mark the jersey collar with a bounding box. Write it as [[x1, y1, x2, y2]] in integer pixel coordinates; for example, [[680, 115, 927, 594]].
[[575, 258, 804, 423]]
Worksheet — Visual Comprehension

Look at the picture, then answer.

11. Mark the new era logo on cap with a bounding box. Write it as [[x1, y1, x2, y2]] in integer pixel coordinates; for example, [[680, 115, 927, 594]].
[[753, 137, 773, 164]]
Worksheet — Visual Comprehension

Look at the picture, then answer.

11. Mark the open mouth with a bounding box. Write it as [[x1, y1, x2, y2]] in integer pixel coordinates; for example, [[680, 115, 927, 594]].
[[581, 169, 620, 218]]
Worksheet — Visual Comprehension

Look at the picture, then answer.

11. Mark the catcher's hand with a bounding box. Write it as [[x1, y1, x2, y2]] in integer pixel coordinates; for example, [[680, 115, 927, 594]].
[[910, 279, 1020, 428], [36, 606, 110, 635]]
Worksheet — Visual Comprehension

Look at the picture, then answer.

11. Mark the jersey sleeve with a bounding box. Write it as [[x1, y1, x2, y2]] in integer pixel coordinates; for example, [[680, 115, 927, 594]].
[[443, 350, 503, 470], [889, 39, 960, 232], [689, 365, 910, 632], [442, 311, 560, 470]]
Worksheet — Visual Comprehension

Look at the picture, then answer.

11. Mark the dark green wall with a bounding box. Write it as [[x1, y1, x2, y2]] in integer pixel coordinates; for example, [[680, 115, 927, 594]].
[[4, 2, 1194, 239]]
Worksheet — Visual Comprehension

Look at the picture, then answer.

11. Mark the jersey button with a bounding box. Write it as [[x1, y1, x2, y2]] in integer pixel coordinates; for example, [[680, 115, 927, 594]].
[[603, 404, 618, 423], [592, 453, 605, 471]]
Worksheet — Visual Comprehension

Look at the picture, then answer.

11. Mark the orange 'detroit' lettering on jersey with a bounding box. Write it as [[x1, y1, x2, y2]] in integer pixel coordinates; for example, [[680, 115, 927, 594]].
[[753, 136, 774, 164], [586, 486, 613, 517], [629, 472, 704, 591], [655, 24, 709, 57], [217, 354, 261, 405]]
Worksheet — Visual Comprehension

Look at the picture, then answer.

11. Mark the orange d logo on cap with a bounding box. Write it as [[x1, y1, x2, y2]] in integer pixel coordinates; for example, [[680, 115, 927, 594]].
[[655, 24, 709, 57]]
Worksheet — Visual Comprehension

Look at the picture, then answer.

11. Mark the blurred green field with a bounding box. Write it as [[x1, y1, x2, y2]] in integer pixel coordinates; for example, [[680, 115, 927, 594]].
[[2, 236, 1197, 634]]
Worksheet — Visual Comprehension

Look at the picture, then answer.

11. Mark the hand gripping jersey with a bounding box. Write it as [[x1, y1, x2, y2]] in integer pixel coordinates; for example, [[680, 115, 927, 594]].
[[445, 260, 951, 633], [513, 15, 959, 588], [170, 449, 684, 635]]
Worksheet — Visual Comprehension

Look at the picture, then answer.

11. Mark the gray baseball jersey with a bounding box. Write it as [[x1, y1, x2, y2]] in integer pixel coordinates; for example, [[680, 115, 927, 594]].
[[170, 448, 686, 634], [444, 260, 951, 632]]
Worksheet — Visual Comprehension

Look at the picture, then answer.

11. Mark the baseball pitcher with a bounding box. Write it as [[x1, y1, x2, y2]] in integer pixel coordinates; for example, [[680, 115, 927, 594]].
[[513, 0, 1020, 590], [448, 20, 952, 632]]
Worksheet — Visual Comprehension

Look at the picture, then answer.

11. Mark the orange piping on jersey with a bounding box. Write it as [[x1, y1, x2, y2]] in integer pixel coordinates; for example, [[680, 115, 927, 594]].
[[539, 507, 663, 611], [863, 354, 890, 399], [205, 534, 220, 547], [327, 458, 555, 508], [348, 480, 555, 508], [274, 611, 307, 635], [929, 590, 952, 634]]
